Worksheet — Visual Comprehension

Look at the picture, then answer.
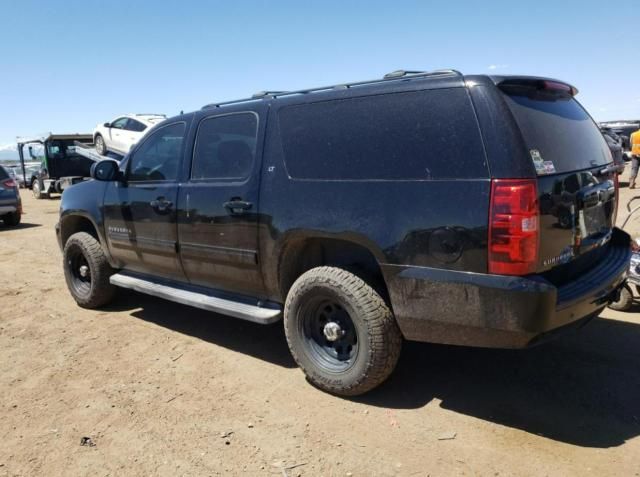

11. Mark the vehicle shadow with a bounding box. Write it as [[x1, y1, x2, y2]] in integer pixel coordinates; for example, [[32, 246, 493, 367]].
[[0, 222, 41, 231], [103, 289, 296, 369], [355, 316, 640, 448], [103, 289, 640, 448]]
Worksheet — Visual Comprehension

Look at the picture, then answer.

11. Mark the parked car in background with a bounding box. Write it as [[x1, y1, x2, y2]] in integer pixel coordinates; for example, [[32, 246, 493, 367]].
[[6, 167, 18, 182], [59, 71, 629, 396], [600, 121, 640, 154], [7, 165, 38, 188], [602, 129, 625, 172], [93, 114, 166, 156], [0, 165, 22, 226]]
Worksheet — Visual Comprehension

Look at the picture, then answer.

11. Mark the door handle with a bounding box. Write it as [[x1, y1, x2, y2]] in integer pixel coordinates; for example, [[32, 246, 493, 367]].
[[150, 198, 173, 213], [223, 198, 252, 215]]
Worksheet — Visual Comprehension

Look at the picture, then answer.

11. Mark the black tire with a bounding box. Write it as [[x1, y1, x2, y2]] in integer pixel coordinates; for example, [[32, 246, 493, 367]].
[[3, 212, 21, 227], [95, 134, 107, 156], [609, 285, 634, 312], [32, 179, 48, 199], [63, 232, 116, 308], [284, 266, 402, 396]]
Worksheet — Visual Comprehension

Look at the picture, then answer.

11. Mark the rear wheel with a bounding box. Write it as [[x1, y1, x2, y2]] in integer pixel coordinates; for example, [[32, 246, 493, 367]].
[[2, 212, 20, 227], [609, 284, 633, 312], [63, 232, 116, 308], [284, 266, 402, 396], [95, 134, 107, 156]]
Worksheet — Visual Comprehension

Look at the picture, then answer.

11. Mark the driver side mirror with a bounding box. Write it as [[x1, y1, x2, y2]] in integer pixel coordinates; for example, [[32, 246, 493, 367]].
[[103, 122, 111, 128], [91, 159, 121, 182]]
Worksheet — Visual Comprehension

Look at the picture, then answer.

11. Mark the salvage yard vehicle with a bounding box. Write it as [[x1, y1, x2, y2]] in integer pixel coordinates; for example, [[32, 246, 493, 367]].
[[17, 134, 96, 199], [0, 165, 22, 227], [600, 121, 640, 159], [608, 196, 640, 311], [93, 114, 166, 156], [57, 70, 630, 396]]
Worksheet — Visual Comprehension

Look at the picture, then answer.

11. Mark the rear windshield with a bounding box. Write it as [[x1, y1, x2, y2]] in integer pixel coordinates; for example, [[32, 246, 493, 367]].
[[279, 88, 488, 180], [0, 166, 9, 180], [502, 94, 611, 174]]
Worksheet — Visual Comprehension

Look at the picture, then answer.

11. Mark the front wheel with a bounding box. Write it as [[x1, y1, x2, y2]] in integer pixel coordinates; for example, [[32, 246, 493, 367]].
[[31, 179, 48, 199], [95, 134, 107, 156], [63, 232, 116, 308], [284, 266, 402, 396]]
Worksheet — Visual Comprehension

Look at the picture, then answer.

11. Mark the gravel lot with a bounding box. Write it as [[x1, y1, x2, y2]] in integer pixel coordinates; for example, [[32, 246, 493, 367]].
[[1, 175, 640, 476]]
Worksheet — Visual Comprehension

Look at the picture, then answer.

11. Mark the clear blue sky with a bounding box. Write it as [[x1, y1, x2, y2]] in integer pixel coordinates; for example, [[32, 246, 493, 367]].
[[1, 0, 639, 153]]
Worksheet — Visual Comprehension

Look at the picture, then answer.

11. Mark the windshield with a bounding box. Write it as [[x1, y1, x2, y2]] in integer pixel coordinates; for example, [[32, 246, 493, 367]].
[[26, 143, 45, 161], [502, 93, 611, 174]]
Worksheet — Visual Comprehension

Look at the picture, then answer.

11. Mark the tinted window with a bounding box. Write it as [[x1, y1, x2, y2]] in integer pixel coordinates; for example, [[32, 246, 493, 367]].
[[0, 166, 9, 180], [111, 118, 128, 129], [191, 113, 258, 180], [503, 94, 611, 173], [278, 89, 487, 180], [128, 122, 185, 181], [127, 119, 147, 132]]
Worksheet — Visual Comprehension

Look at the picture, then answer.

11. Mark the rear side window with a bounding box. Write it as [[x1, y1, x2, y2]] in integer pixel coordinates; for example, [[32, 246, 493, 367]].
[[502, 94, 610, 174], [191, 113, 258, 180], [0, 166, 9, 180], [278, 89, 487, 180], [127, 119, 147, 132]]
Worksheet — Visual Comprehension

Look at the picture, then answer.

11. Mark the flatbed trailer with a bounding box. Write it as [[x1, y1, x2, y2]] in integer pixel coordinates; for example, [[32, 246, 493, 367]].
[[73, 141, 123, 163]]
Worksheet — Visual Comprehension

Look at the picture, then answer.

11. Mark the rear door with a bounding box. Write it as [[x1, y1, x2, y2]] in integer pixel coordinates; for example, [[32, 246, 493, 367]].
[[124, 119, 147, 152], [177, 110, 265, 297], [109, 117, 129, 153], [499, 80, 616, 274]]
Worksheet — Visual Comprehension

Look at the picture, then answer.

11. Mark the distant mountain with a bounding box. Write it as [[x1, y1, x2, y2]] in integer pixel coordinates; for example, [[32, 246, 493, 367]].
[[0, 143, 17, 161]]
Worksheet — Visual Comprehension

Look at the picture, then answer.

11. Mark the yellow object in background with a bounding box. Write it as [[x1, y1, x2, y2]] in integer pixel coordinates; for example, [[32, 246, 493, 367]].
[[631, 129, 640, 155]]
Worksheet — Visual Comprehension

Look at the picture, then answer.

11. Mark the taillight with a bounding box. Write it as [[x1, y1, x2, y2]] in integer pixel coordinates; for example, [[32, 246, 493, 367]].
[[2, 179, 16, 189], [488, 179, 539, 275]]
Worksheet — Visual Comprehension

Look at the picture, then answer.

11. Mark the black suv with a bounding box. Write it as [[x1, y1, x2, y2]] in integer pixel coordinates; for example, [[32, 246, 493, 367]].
[[57, 70, 630, 396]]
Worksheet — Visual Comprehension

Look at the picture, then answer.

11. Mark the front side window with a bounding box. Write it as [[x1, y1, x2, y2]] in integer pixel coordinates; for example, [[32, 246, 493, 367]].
[[128, 122, 186, 182], [191, 113, 258, 180], [111, 118, 128, 129]]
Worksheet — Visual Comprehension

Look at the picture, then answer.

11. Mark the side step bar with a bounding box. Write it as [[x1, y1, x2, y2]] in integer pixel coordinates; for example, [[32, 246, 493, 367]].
[[109, 273, 282, 324]]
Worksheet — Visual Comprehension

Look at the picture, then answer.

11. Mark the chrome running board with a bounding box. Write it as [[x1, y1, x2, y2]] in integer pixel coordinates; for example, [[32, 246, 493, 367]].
[[109, 273, 282, 324]]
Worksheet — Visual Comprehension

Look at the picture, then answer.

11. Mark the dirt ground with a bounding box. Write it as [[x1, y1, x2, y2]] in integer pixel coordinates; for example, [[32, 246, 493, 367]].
[[1, 174, 640, 477]]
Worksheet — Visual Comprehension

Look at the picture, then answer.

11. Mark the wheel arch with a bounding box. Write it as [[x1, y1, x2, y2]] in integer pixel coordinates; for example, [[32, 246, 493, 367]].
[[277, 235, 390, 305], [60, 213, 103, 250]]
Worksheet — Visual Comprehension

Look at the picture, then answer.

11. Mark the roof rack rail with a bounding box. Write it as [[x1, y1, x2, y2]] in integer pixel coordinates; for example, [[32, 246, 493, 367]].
[[252, 91, 288, 99], [202, 68, 462, 110], [383, 69, 462, 79]]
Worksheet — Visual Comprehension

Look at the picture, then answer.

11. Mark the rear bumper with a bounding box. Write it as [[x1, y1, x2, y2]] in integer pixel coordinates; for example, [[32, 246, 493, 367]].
[[0, 205, 18, 215], [382, 228, 630, 348]]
